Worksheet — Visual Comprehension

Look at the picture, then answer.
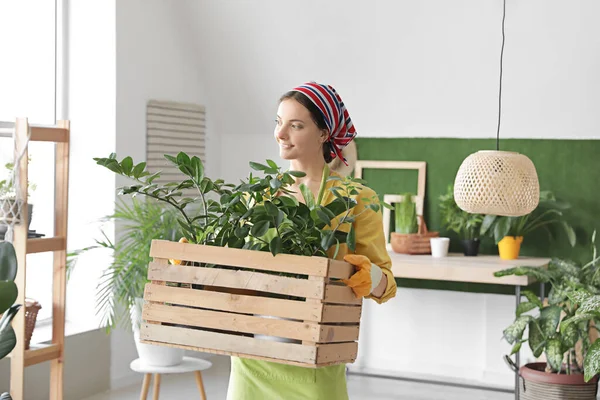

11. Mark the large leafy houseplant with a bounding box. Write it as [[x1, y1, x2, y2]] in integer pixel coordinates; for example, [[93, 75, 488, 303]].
[[438, 184, 484, 256], [93, 153, 384, 262], [495, 232, 600, 383], [0, 241, 22, 400]]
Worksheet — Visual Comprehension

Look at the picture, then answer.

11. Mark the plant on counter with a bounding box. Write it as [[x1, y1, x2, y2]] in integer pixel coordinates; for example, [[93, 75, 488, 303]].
[[438, 184, 484, 256], [480, 190, 576, 260], [495, 231, 600, 395], [394, 193, 418, 234]]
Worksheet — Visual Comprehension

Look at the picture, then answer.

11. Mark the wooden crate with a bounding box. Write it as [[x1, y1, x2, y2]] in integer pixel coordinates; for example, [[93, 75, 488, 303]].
[[140, 239, 363, 368]]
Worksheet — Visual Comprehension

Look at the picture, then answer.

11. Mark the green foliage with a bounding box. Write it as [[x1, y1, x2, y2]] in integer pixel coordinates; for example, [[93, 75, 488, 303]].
[[438, 184, 484, 240], [496, 233, 600, 379], [0, 158, 36, 199], [480, 190, 576, 246], [0, 242, 22, 360], [394, 193, 418, 234], [94, 153, 382, 259], [68, 198, 182, 333]]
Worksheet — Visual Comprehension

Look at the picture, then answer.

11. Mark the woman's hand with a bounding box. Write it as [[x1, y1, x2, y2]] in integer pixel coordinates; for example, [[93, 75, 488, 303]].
[[341, 254, 385, 298]]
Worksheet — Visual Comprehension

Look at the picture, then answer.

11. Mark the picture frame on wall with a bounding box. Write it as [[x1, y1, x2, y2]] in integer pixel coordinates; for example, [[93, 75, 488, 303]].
[[354, 160, 427, 244]]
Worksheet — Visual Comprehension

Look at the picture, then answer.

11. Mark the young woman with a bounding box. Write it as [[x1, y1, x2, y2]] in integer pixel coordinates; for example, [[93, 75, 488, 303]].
[[226, 82, 397, 399]]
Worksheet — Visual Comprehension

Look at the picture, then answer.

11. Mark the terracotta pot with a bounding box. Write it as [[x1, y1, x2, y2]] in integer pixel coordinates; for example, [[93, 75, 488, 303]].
[[519, 362, 598, 399], [498, 236, 523, 260]]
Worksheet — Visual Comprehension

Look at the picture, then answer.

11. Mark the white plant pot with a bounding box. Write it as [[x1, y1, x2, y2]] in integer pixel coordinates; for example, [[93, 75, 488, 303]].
[[253, 314, 301, 344], [430, 237, 450, 258], [130, 297, 184, 367]]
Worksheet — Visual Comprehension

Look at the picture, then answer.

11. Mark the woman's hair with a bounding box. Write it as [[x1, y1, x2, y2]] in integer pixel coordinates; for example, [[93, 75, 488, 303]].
[[279, 91, 333, 163]]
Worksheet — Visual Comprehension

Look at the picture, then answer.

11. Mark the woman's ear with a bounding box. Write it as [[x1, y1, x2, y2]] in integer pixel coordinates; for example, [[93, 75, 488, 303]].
[[321, 130, 329, 144]]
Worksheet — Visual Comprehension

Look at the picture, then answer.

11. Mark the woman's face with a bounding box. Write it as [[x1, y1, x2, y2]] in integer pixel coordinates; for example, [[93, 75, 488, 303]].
[[274, 99, 328, 162]]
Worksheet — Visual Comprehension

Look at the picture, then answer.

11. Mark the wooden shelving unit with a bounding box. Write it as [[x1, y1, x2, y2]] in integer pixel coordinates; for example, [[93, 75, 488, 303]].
[[8, 118, 70, 400]]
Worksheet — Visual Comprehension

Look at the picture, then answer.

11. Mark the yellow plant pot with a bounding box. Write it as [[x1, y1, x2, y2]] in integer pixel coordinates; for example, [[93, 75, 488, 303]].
[[498, 236, 523, 260]]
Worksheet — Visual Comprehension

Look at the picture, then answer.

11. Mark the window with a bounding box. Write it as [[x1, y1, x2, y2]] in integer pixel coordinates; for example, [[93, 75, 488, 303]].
[[0, 0, 60, 324]]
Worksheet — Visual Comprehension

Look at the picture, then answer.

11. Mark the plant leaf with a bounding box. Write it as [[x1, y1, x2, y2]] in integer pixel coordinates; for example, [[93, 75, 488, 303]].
[[545, 338, 564, 372], [480, 215, 497, 236], [539, 306, 561, 337], [584, 338, 600, 382], [516, 302, 537, 317], [269, 236, 282, 256], [522, 290, 543, 308], [0, 242, 17, 281], [121, 156, 133, 175], [503, 315, 532, 344], [510, 341, 522, 355], [0, 281, 18, 316], [299, 183, 315, 210], [250, 221, 270, 237], [528, 320, 545, 357], [347, 224, 356, 252], [0, 324, 16, 359], [561, 321, 579, 348], [249, 162, 269, 171], [494, 266, 552, 283]]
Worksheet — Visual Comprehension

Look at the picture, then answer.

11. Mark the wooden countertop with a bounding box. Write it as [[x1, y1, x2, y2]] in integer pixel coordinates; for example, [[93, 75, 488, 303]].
[[388, 246, 550, 286]]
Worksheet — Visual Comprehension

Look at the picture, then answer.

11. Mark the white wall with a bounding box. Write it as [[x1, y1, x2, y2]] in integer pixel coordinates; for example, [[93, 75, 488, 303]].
[[178, 0, 600, 390]]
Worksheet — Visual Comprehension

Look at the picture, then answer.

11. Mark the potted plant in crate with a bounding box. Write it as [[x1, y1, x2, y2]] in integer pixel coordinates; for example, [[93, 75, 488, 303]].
[[481, 191, 576, 260], [68, 198, 188, 366], [0, 241, 23, 400], [438, 184, 484, 256], [91, 152, 385, 367], [494, 233, 600, 399]]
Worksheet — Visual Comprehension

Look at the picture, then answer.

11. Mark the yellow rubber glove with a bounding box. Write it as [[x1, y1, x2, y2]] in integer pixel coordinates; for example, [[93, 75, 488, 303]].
[[169, 237, 189, 265], [342, 254, 374, 298]]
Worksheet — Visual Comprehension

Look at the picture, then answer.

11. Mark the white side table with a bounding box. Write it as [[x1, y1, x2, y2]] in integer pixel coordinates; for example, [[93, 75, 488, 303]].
[[130, 356, 212, 400]]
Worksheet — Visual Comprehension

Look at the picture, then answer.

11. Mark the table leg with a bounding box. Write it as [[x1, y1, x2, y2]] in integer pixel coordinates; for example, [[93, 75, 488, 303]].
[[515, 285, 521, 400], [140, 373, 151, 400], [152, 374, 161, 400], [195, 371, 207, 400]]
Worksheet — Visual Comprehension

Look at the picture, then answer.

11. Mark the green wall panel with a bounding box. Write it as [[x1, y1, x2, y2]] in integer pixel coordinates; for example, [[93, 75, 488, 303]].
[[355, 138, 600, 295]]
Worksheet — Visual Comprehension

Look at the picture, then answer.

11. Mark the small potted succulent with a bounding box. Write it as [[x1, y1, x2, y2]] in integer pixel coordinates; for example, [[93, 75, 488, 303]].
[[438, 184, 484, 256], [394, 193, 418, 235], [0, 159, 37, 235]]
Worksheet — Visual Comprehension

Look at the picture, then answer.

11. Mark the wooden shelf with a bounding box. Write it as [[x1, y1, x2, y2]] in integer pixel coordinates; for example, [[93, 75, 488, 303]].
[[26, 237, 66, 254], [24, 344, 61, 367], [30, 126, 69, 143], [388, 249, 550, 286]]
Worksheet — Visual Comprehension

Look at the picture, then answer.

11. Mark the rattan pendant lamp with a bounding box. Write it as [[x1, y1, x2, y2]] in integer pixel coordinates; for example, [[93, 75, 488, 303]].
[[454, 0, 539, 217]]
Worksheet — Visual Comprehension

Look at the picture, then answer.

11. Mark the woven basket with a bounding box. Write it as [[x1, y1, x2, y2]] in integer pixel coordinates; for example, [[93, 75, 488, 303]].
[[25, 299, 41, 350], [390, 216, 439, 254]]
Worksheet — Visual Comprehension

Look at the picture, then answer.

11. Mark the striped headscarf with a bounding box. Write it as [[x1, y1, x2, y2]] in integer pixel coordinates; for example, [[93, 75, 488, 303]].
[[290, 82, 357, 165]]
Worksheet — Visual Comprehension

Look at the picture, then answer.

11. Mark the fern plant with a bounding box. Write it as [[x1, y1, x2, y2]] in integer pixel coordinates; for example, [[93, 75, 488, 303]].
[[69, 198, 182, 333]]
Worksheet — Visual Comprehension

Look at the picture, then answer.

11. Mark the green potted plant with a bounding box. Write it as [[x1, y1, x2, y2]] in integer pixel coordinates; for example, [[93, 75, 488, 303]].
[[481, 190, 576, 260], [0, 241, 22, 400], [0, 159, 37, 236], [494, 233, 600, 399], [394, 193, 418, 234], [438, 184, 484, 256], [68, 198, 187, 366]]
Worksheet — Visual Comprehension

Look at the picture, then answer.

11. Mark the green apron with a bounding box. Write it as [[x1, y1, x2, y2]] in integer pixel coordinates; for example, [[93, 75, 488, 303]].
[[226, 357, 348, 399]]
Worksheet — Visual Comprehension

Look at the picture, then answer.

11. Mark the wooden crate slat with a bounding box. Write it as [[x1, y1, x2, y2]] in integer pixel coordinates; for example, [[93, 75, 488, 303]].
[[143, 303, 327, 342], [139, 337, 356, 368], [317, 324, 360, 343], [316, 342, 358, 364], [327, 259, 356, 279], [321, 304, 362, 323], [144, 283, 324, 322], [150, 240, 329, 276], [148, 263, 326, 299], [140, 323, 318, 364], [324, 283, 362, 305]]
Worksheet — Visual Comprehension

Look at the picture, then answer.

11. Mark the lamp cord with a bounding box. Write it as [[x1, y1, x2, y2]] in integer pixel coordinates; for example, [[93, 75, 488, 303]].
[[496, 0, 506, 151]]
